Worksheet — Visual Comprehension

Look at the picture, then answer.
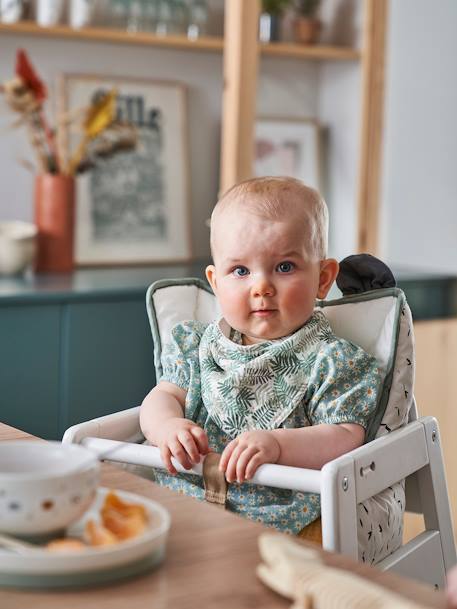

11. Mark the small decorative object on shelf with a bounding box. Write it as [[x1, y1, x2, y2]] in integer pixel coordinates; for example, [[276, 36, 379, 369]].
[[259, 0, 291, 43], [293, 0, 321, 45], [172, 0, 188, 35], [69, 0, 95, 29], [155, 0, 173, 35], [108, 0, 129, 30], [140, 0, 158, 32], [36, 0, 65, 27], [0, 0, 23, 23], [187, 0, 208, 40], [126, 0, 143, 33], [0, 49, 137, 272]]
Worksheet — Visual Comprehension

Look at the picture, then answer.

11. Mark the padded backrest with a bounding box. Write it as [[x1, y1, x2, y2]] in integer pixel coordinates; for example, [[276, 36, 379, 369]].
[[316, 291, 415, 441], [146, 278, 415, 442]]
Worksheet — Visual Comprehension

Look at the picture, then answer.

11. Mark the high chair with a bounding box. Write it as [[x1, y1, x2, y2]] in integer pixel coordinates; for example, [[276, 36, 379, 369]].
[[63, 264, 456, 589]]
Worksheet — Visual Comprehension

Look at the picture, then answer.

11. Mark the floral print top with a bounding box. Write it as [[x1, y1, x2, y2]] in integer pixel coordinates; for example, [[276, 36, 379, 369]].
[[153, 314, 382, 534]]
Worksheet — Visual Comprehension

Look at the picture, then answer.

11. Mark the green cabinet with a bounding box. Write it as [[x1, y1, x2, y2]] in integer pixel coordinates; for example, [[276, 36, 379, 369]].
[[0, 263, 206, 440], [1, 262, 447, 440], [64, 299, 154, 430], [1, 304, 61, 439]]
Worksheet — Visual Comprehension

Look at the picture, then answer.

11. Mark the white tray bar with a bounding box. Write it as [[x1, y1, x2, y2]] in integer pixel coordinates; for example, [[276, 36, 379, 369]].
[[82, 437, 322, 494]]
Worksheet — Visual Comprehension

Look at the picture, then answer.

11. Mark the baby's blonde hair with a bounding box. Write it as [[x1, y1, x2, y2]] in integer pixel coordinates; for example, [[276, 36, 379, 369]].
[[210, 176, 329, 261]]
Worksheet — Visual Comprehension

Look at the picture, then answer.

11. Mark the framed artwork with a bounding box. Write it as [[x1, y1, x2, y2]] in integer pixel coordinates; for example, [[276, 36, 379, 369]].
[[60, 74, 191, 265], [254, 117, 322, 190]]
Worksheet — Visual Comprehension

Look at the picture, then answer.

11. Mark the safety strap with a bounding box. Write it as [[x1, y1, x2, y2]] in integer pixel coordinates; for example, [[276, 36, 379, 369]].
[[203, 452, 228, 509]]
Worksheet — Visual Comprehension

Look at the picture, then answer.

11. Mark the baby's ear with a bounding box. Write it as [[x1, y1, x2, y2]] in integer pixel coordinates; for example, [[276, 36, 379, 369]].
[[317, 258, 339, 299], [205, 265, 217, 293]]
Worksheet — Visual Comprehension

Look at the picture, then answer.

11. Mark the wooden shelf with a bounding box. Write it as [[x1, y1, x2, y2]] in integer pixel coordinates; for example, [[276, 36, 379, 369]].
[[0, 21, 359, 61], [0, 21, 224, 52], [261, 41, 360, 61]]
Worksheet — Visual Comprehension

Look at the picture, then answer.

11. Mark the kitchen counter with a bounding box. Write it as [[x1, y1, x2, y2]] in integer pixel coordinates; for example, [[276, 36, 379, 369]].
[[395, 267, 457, 320], [1, 261, 455, 320]]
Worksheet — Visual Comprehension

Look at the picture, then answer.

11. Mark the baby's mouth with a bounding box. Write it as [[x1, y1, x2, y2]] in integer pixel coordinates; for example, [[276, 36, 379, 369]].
[[252, 309, 277, 317]]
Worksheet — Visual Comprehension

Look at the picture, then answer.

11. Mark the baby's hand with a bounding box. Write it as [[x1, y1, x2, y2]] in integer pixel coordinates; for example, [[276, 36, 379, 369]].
[[156, 418, 209, 474], [219, 430, 281, 483]]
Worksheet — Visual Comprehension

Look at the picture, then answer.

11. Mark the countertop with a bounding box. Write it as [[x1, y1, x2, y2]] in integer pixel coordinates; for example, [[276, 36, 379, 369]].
[[395, 266, 457, 321], [0, 261, 456, 321]]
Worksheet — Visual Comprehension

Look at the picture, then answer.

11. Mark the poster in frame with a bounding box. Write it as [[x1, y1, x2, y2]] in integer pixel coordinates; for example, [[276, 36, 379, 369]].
[[60, 73, 191, 265], [254, 116, 322, 190]]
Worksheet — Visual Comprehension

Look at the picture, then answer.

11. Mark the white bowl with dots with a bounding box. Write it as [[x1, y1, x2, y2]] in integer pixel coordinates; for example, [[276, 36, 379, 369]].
[[0, 441, 100, 537]]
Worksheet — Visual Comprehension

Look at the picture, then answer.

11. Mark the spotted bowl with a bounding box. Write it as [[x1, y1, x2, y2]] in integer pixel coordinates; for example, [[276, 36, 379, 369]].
[[0, 441, 100, 537]]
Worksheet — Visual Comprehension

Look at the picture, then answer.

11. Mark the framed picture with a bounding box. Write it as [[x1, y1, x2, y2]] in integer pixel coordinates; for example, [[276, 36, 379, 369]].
[[60, 74, 191, 265], [254, 117, 322, 190]]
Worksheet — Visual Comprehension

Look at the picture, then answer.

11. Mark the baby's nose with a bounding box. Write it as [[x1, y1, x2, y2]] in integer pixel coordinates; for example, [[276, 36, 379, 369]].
[[251, 277, 275, 297]]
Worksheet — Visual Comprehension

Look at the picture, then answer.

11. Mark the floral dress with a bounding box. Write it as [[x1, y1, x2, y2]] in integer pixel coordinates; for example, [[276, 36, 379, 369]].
[[153, 311, 382, 534]]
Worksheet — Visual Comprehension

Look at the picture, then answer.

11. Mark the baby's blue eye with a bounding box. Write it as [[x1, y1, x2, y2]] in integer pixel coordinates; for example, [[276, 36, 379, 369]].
[[277, 261, 294, 273], [233, 266, 249, 277]]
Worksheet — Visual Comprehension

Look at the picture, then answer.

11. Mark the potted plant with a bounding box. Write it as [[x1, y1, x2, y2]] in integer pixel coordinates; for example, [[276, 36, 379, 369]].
[[293, 0, 321, 45], [259, 0, 292, 43]]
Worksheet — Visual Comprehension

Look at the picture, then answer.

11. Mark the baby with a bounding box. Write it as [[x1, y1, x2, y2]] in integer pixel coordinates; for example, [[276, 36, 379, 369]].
[[140, 176, 382, 535]]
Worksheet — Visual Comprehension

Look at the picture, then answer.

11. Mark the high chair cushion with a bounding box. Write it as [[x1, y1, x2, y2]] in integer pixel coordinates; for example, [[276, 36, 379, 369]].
[[146, 278, 414, 565]]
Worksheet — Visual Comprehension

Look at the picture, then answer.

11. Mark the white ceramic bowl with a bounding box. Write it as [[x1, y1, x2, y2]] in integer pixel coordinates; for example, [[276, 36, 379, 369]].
[[0, 442, 100, 537], [0, 221, 37, 275]]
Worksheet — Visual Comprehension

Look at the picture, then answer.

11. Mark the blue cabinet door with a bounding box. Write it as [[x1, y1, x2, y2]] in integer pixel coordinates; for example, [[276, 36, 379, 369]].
[[0, 304, 60, 439], [61, 298, 155, 436]]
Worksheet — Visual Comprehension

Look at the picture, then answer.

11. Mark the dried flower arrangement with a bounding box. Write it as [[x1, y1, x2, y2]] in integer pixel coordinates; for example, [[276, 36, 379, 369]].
[[0, 49, 138, 176]]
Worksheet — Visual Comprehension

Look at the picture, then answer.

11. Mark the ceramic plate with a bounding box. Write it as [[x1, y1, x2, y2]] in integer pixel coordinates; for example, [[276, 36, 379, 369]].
[[0, 487, 171, 589]]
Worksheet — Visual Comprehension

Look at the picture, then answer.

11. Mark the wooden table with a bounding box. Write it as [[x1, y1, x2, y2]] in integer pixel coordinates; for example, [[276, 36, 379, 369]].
[[0, 423, 446, 609]]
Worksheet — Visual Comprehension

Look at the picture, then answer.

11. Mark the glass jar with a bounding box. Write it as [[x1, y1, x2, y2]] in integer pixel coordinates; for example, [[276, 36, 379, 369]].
[[187, 0, 208, 40], [126, 0, 142, 32], [69, 0, 95, 29], [0, 0, 23, 23], [108, 0, 129, 29], [155, 0, 172, 35], [171, 0, 188, 35], [141, 0, 158, 32]]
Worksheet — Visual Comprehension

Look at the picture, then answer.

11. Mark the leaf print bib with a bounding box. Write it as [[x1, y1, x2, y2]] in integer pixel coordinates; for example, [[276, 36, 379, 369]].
[[199, 310, 334, 439]]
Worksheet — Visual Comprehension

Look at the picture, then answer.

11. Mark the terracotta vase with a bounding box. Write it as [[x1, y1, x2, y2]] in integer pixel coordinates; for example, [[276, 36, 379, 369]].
[[294, 17, 321, 44], [34, 174, 75, 273]]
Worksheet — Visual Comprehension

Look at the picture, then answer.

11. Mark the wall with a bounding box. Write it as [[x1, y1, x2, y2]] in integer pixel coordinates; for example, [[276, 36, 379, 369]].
[[318, 61, 361, 261], [315, 0, 361, 261], [380, 0, 457, 273]]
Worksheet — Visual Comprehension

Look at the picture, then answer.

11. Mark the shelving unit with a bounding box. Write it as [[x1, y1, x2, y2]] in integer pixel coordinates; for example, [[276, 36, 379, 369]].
[[0, 0, 385, 253], [0, 21, 359, 60], [219, 0, 387, 254]]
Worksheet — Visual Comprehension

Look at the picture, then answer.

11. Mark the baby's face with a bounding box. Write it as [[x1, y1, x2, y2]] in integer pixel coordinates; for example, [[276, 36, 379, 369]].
[[206, 210, 332, 345]]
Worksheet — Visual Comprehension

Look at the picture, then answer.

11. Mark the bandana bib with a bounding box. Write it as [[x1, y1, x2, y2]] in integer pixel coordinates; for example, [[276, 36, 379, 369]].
[[199, 311, 333, 439]]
